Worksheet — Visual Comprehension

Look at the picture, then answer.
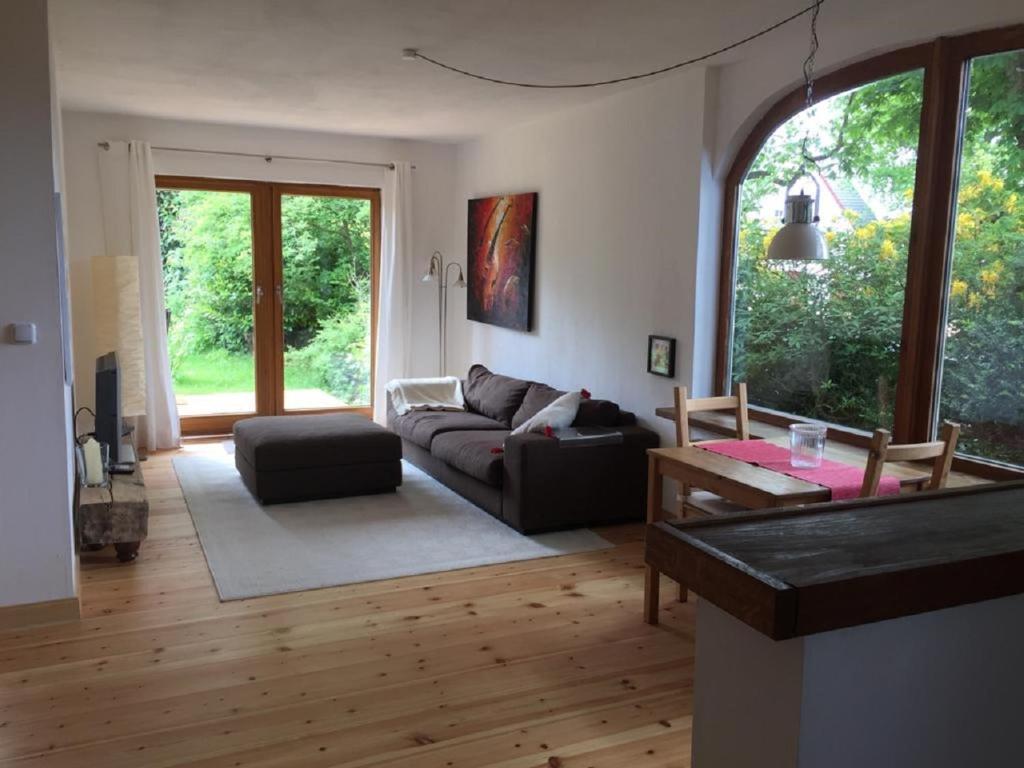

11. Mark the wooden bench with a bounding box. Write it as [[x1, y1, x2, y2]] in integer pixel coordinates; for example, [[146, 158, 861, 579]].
[[78, 464, 149, 562]]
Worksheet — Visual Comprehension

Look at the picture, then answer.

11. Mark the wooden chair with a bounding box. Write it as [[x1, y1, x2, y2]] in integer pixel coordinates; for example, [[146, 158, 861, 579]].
[[673, 383, 751, 518], [673, 383, 750, 448], [860, 421, 961, 497], [667, 384, 751, 605]]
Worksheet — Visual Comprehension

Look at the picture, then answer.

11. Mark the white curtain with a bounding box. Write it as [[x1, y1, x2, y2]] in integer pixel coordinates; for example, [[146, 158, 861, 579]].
[[128, 141, 180, 449], [373, 161, 414, 424]]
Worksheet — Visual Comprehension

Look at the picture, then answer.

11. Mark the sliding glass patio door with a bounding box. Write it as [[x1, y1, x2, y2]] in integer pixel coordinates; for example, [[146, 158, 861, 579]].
[[156, 177, 380, 435]]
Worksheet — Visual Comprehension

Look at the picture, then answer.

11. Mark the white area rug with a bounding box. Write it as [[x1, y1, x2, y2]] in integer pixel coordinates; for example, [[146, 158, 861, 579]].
[[173, 452, 612, 601]]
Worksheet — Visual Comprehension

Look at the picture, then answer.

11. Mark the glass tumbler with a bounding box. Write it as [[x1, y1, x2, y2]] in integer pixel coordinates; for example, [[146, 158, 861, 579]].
[[789, 423, 827, 468]]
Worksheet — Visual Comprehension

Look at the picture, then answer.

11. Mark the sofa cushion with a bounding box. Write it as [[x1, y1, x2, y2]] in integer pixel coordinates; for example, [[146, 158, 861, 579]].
[[574, 398, 621, 427], [512, 382, 622, 429], [617, 410, 638, 427], [463, 364, 531, 426], [429, 430, 509, 486], [233, 413, 401, 471], [392, 410, 507, 450]]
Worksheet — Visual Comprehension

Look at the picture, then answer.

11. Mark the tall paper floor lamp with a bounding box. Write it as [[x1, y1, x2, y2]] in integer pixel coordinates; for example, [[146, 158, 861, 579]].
[[422, 250, 466, 375]]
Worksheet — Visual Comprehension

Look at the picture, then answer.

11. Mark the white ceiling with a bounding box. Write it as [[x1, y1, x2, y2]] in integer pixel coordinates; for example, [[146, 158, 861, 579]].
[[51, 0, 809, 142]]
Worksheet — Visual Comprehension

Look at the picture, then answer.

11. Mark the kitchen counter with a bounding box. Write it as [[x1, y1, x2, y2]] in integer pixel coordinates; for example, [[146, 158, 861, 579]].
[[646, 479, 1024, 639], [647, 480, 1024, 768]]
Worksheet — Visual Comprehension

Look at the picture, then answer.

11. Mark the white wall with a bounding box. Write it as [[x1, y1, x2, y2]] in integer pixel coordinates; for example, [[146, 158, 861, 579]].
[[451, 68, 713, 447], [62, 111, 458, 413], [0, 0, 77, 608]]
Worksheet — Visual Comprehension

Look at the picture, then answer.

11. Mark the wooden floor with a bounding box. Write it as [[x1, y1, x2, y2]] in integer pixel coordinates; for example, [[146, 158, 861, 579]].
[[0, 442, 695, 768]]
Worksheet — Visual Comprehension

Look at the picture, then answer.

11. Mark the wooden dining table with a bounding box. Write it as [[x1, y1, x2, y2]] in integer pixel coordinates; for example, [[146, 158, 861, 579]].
[[643, 435, 930, 624]]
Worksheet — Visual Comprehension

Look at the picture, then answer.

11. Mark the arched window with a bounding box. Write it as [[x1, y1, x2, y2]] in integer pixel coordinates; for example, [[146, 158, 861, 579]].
[[717, 26, 1024, 473]]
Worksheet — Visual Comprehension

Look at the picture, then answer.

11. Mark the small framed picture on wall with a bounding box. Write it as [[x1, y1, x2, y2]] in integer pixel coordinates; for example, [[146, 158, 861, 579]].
[[647, 335, 676, 378]]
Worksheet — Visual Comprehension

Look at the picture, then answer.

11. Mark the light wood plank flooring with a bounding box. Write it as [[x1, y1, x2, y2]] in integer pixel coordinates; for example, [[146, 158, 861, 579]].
[[0, 442, 694, 768]]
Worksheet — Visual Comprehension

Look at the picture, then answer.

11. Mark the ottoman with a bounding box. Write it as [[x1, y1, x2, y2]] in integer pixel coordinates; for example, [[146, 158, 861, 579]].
[[233, 413, 402, 504]]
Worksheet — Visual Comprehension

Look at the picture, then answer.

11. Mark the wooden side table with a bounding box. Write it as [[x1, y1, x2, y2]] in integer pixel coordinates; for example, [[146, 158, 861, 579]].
[[78, 464, 149, 562]]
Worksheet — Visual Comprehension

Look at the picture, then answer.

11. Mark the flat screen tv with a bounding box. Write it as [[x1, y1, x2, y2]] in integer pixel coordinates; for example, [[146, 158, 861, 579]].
[[95, 351, 123, 463]]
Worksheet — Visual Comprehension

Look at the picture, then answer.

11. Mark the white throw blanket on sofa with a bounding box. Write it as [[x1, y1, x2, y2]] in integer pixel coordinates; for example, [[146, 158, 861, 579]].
[[386, 376, 466, 415]]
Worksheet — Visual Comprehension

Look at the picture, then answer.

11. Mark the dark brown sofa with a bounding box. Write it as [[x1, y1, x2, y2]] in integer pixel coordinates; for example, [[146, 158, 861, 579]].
[[388, 365, 659, 534]]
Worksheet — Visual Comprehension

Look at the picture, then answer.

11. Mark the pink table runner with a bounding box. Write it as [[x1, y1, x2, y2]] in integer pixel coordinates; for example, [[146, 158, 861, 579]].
[[700, 440, 900, 500]]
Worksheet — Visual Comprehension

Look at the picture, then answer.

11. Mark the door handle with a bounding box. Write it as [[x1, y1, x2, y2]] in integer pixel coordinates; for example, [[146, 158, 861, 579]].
[[255, 285, 264, 305], [275, 285, 283, 306]]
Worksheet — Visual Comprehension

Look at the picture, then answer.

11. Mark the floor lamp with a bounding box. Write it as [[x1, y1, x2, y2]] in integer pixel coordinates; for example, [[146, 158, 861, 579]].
[[422, 250, 466, 375]]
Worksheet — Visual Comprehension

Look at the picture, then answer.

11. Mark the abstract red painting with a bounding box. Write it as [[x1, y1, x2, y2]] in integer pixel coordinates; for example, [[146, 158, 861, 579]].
[[466, 192, 537, 331]]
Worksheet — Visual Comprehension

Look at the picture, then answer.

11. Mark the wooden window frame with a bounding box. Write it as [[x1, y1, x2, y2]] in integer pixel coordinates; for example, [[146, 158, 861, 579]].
[[271, 182, 381, 422], [715, 24, 1024, 480], [156, 176, 381, 436]]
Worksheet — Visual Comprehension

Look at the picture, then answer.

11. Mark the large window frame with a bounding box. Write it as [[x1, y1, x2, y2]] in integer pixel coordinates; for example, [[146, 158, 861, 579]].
[[716, 24, 1024, 480], [156, 176, 381, 436]]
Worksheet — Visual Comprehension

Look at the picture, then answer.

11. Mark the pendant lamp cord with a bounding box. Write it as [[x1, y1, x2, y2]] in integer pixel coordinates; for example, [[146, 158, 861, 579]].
[[797, 0, 823, 181], [803, 0, 823, 108], [409, 1, 826, 89]]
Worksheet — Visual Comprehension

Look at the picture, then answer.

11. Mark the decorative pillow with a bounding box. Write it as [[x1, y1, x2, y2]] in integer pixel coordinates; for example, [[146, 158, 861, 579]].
[[510, 391, 582, 436], [511, 383, 565, 429], [512, 383, 622, 428], [463, 364, 531, 426]]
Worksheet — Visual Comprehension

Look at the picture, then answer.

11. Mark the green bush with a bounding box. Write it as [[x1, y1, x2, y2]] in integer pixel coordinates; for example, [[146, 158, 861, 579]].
[[734, 215, 909, 431], [157, 190, 371, 357], [159, 189, 256, 355], [284, 293, 371, 406]]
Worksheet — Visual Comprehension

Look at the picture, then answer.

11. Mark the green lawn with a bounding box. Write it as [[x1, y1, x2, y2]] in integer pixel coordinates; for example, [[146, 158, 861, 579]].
[[172, 349, 320, 395]]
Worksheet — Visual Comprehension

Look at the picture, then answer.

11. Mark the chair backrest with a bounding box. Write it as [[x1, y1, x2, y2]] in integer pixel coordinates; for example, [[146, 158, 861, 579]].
[[673, 383, 750, 448], [860, 421, 961, 497]]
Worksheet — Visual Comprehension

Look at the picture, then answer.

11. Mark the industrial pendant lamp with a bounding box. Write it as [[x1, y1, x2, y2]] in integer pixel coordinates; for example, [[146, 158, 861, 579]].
[[767, 183, 827, 262], [766, 0, 827, 263]]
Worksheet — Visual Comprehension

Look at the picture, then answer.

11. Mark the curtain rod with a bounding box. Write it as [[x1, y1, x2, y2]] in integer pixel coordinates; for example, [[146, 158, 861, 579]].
[[96, 141, 413, 170]]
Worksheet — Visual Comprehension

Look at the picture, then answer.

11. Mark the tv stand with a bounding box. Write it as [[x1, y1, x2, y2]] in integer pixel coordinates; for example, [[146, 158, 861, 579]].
[[78, 463, 149, 562]]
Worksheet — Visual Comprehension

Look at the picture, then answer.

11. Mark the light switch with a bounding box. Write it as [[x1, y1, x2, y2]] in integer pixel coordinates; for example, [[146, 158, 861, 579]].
[[11, 323, 37, 344]]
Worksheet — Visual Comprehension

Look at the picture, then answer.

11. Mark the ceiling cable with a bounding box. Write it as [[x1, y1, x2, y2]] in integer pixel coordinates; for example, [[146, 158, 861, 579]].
[[96, 141, 413, 170], [404, 0, 826, 89]]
